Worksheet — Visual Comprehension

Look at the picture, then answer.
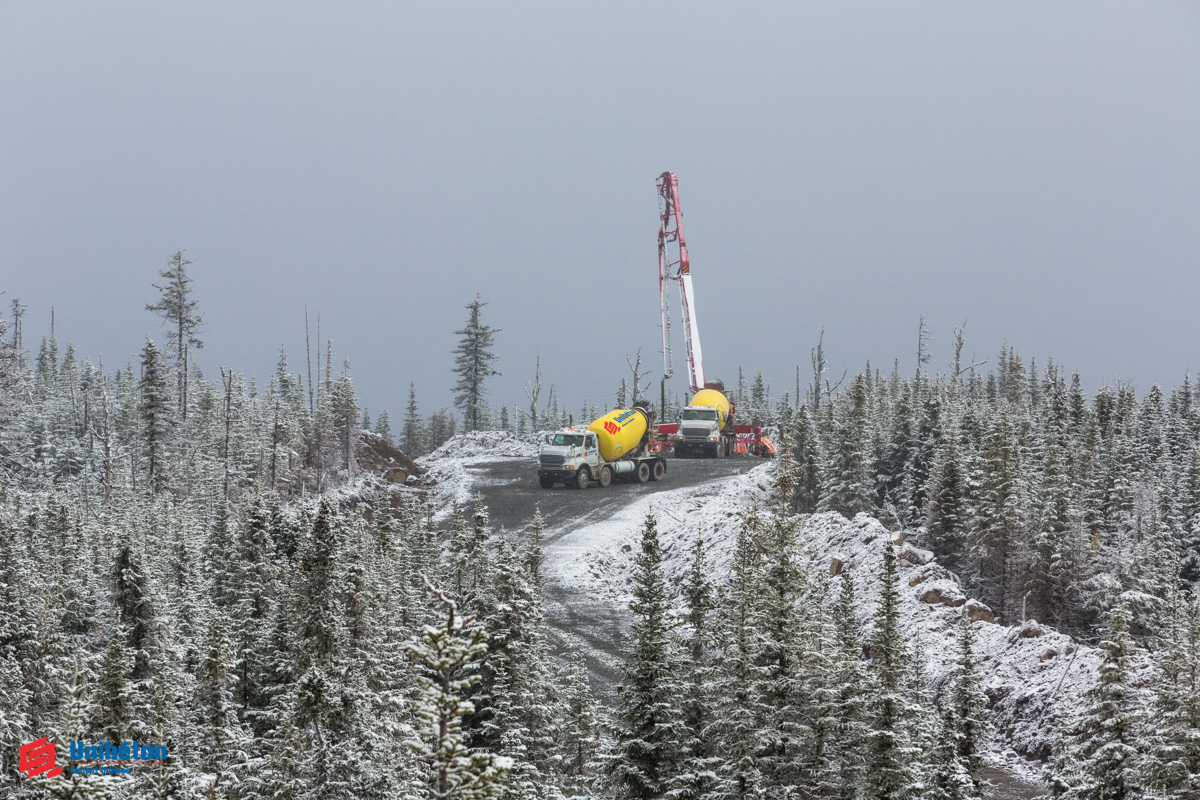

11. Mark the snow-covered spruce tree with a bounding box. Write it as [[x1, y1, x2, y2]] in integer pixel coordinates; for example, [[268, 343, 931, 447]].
[[405, 576, 512, 799], [970, 408, 1025, 622], [557, 648, 601, 796], [524, 507, 545, 587], [925, 417, 970, 576], [193, 613, 241, 793], [284, 497, 375, 799], [607, 511, 685, 799], [927, 617, 991, 800], [1047, 602, 1142, 800], [331, 362, 359, 474], [374, 408, 393, 445], [480, 538, 559, 798], [820, 372, 874, 518], [826, 572, 867, 800], [861, 540, 924, 800], [711, 502, 766, 798], [146, 250, 204, 420], [452, 295, 501, 433], [753, 431, 814, 793], [112, 541, 161, 720], [232, 494, 278, 732], [665, 538, 721, 800], [139, 334, 174, 493], [91, 624, 135, 745], [791, 403, 822, 513], [1140, 593, 1200, 798]]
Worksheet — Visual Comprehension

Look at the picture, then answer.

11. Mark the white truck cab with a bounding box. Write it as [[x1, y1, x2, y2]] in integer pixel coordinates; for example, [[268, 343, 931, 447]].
[[537, 430, 602, 489], [675, 406, 724, 457]]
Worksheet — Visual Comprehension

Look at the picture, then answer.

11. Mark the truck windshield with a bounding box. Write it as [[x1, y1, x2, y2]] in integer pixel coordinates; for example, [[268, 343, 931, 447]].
[[682, 409, 717, 421], [551, 434, 584, 447]]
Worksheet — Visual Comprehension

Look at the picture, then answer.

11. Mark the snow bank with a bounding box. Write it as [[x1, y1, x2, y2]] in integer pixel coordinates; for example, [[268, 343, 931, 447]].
[[423, 430, 541, 461], [542, 462, 1105, 762], [418, 431, 539, 517]]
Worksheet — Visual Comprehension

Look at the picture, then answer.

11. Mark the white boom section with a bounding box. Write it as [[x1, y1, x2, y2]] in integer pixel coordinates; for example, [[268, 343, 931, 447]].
[[679, 272, 704, 392]]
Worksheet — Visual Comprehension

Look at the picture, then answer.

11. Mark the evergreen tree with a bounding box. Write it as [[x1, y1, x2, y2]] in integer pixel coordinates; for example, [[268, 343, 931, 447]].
[[194, 613, 241, 790], [331, 364, 359, 473], [138, 334, 173, 493], [821, 373, 874, 518], [926, 418, 970, 575], [666, 538, 721, 800], [1047, 603, 1142, 800], [608, 511, 684, 799], [452, 295, 502, 433], [791, 403, 822, 513], [146, 250, 203, 419], [711, 503, 766, 798], [405, 578, 512, 799], [861, 541, 922, 800], [374, 409, 393, 445], [928, 618, 991, 800], [404, 382, 423, 455], [557, 648, 601, 795], [827, 573, 868, 800], [1141, 594, 1200, 799]]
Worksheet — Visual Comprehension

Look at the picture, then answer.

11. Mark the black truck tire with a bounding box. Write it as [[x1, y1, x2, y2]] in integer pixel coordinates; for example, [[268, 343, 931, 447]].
[[651, 459, 666, 481]]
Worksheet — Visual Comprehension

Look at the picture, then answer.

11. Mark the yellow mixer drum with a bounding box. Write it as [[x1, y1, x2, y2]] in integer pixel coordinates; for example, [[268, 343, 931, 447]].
[[588, 407, 650, 462], [688, 388, 731, 428]]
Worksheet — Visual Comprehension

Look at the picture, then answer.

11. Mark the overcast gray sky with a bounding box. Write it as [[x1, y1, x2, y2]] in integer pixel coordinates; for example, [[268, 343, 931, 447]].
[[4, 2, 1199, 421]]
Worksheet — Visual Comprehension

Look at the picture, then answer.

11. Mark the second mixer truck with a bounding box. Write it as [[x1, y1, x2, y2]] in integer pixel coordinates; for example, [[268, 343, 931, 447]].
[[673, 379, 737, 458]]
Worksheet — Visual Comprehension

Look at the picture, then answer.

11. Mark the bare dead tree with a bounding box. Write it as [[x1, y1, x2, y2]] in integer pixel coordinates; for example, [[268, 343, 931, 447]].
[[627, 348, 651, 403], [916, 315, 933, 377], [523, 353, 545, 432], [950, 319, 988, 380], [810, 328, 845, 411], [811, 329, 827, 411]]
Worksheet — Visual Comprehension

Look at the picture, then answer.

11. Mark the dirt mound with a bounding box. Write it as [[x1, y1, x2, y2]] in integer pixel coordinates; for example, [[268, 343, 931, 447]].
[[356, 430, 421, 484]]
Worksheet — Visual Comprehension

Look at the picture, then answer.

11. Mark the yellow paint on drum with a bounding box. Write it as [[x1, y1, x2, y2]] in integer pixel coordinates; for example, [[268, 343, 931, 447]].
[[588, 407, 650, 462], [689, 388, 730, 429]]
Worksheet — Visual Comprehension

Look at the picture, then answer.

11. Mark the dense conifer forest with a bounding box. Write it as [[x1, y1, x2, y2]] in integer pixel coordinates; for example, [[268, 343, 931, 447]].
[[2, 275, 1199, 799]]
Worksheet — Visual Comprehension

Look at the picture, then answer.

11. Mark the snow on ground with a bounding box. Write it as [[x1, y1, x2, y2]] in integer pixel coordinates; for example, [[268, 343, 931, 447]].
[[418, 431, 539, 516], [419, 435, 1113, 767], [542, 461, 1105, 764]]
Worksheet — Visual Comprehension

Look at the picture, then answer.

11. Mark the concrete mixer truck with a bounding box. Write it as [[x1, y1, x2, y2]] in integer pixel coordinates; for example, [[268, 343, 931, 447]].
[[674, 379, 738, 458], [537, 403, 668, 489]]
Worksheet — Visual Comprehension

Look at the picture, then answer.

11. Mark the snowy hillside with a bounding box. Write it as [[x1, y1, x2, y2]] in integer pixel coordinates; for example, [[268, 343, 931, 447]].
[[547, 463, 1110, 764], [423, 435, 1111, 769]]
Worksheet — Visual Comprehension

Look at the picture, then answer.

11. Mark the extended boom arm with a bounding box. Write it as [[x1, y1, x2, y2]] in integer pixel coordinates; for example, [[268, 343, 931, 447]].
[[657, 171, 705, 394]]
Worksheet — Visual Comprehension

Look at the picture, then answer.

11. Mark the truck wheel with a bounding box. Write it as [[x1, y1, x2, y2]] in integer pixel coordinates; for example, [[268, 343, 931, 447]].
[[651, 459, 666, 481], [636, 461, 651, 483], [675, 448, 687, 459], [539, 475, 554, 489], [599, 466, 612, 488], [575, 468, 591, 489]]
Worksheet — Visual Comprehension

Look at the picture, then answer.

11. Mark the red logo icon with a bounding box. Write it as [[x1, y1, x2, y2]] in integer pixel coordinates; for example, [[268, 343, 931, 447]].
[[20, 737, 63, 779]]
